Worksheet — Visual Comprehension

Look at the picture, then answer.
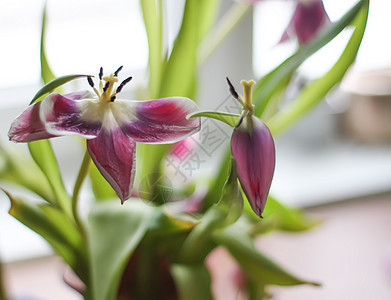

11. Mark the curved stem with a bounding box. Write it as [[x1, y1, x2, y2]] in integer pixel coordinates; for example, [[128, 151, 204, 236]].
[[198, 2, 251, 65], [72, 149, 91, 228]]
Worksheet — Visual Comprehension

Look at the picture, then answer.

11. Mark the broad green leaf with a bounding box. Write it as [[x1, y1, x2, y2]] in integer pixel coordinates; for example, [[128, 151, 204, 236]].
[[0, 145, 55, 203], [140, 0, 163, 98], [0, 259, 6, 300], [40, 1, 55, 84], [214, 222, 320, 287], [88, 162, 117, 201], [4, 190, 87, 281], [86, 199, 156, 300], [28, 140, 71, 216], [180, 158, 242, 262], [29, 74, 91, 104], [267, 0, 369, 135], [245, 196, 321, 234], [187, 111, 240, 127], [253, 0, 367, 118], [158, 0, 198, 98], [171, 264, 213, 300]]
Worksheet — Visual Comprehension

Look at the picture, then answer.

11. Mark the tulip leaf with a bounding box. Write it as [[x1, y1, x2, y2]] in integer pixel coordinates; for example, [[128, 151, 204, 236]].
[[40, 0, 55, 84], [29, 74, 91, 105], [88, 162, 117, 201], [171, 264, 213, 300], [246, 196, 321, 234], [140, 0, 163, 98], [187, 110, 240, 127], [3, 189, 87, 281], [180, 158, 242, 262], [86, 200, 156, 300], [0, 145, 55, 203], [253, 0, 367, 118], [214, 222, 320, 287], [28, 140, 72, 216], [267, 0, 369, 135]]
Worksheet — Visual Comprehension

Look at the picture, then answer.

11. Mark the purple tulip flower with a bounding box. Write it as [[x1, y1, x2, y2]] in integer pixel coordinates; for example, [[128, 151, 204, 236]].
[[8, 67, 201, 203], [228, 79, 275, 218], [280, 0, 331, 44]]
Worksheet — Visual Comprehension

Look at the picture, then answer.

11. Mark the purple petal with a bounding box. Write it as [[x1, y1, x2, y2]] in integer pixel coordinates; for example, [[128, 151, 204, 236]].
[[280, 0, 330, 44], [40, 91, 102, 138], [231, 116, 275, 218], [117, 97, 201, 144], [8, 102, 57, 142], [87, 128, 136, 203]]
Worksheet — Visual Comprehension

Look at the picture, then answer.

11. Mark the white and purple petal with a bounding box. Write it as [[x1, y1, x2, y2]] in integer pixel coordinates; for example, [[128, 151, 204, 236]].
[[87, 128, 136, 203], [112, 97, 201, 144], [231, 116, 275, 218], [40, 91, 102, 139], [8, 102, 57, 142]]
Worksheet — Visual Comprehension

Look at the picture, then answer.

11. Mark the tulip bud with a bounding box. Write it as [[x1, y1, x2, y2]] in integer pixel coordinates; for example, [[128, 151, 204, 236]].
[[231, 115, 275, 218]]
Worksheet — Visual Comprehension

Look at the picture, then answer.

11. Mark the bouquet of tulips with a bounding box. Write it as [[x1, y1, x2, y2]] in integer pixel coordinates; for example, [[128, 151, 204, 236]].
[[0, 0, 368, 299]]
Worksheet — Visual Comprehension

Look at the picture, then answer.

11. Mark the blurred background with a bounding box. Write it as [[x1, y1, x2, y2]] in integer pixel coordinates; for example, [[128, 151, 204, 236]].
[[1, 0, 391, 299]]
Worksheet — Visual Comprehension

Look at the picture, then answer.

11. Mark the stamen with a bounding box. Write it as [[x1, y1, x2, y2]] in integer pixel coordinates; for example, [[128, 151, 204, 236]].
[[99, 67, 103, 80], [226, 77, 244, 106], [110, 95, 116, 102], [87, 76, 94, 88], [116, 76, 133, 94], [226, 77, 239, 100], [103, 81, 110, 93], [114, 66, 123, 77]]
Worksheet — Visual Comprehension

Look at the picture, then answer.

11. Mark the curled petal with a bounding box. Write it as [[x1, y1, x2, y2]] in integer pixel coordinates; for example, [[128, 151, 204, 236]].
[[87, 128, 136, 203], [113, 97, 201, 144], [40, 91, 102, 138], [231, 116, 275, 218], [8, 102, 57, 142]]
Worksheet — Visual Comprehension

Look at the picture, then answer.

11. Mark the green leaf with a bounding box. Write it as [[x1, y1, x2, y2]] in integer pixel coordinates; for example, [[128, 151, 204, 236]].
[[214, 222, 320, 287], [140, 0, 163, 98], [0, 145, 55, 203], [28, 140, 71, 216], [4, 190, 87, 281], [171, 264, 213, 300], [180, 158, 242, 262], [40, 1, 55, 84], [247, 196, 321, 234], [187, 111, 240, 127], [267, 0, 369, 135], [88, 162, 117, 201], [158, 0, 198, 98], [253, 0, 367, 118], [86, 199, 156, 300], [29, 74, 91, 105]]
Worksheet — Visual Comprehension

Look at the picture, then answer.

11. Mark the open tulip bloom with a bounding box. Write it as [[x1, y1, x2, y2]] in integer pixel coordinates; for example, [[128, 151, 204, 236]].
[[8, 67, 201, 203]]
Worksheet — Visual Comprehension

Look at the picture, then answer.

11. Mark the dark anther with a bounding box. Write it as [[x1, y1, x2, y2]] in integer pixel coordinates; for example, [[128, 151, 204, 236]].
[[226, 77, 239, 100], [87, 77, 94, 88], [114, 66, 123, 77], [116, 76, 133, 94], [99, 67, 103, 80], [103, 81, 110, 93], [110, 95, 116, 102]]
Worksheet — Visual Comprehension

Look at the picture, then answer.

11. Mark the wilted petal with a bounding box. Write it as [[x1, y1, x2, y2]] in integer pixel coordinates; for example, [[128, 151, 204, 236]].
[[40, 91, 102, 139], [87, 128, 136, 203], [8, 102, 57, 142], [280, 0, 330, 44], [231, 116, 275, 218], [114, 97, 201, 144]]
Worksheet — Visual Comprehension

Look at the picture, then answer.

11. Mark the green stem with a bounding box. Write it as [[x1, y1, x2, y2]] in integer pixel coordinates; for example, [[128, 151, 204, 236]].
[[198, 2, 251, 65], [72, 150, 91, 228]]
